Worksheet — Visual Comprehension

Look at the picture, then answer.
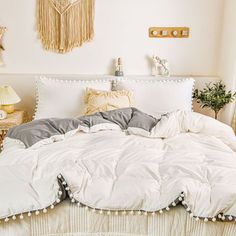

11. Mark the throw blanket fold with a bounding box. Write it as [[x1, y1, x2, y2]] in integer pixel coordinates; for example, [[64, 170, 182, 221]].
[[6, 108, 158, 148], [6, 108, 236, 151], [1, 108, 236, 223]]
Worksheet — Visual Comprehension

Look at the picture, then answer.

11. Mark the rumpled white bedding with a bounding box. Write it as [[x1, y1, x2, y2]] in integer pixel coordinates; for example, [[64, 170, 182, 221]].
[[1, 111, 236, 221]]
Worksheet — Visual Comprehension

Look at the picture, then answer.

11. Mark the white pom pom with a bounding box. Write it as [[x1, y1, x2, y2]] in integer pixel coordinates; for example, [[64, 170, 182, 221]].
[[182, 201, 186, 205], [144, 212, 148, 216], [172, 202, 176, 206], [58, 191, 63, 195], [130, 211, 134, 215], [69, 193, 73, 198], [20, 214, 24, 220], [28, 212, 31, 217], [195, 217, 199, 221], [107, 211, 111, 215], [115, 211, 119, 216], [138, 211, 142, 215], [92, 209, 96, 213], [178, 197, 182, 201], [189, 213, 194, 218], [77, 202, 81, 207], [12, 215, 16, 220], [222, 216, 225, 220], [218, 214, 222, 219], [152, 212, 155, 216], [4, 218, 9, 222], [180, 193, 185, 197], [166, 207, 170, 211], [159, 210, 163, 214], [58, 174, 62, 179], [122, 211, 126, 215], [186, 207, 190, 212], [229, 216, 233, 221], [51, 205, 54, 209], [71, 199, 75, 203], [56, 199, 61, 203], [85, 206, 89, 211], [35, 211, 40, 215], [43, 209, 47, 213], [62, 181, 66, 185], [212, 217, 216, 222], [204, 218, 208, 222], [99, 210, 103, 215], [65, 187, 69, 191]]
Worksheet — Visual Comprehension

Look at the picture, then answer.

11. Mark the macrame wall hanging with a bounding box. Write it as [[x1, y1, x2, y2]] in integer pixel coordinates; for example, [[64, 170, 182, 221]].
[[37, 0, 95, 53], [0, 26, 6, 66]]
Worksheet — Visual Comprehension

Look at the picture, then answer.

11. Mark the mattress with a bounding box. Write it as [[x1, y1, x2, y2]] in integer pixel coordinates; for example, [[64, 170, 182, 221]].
[[1, 200, 236, 236]]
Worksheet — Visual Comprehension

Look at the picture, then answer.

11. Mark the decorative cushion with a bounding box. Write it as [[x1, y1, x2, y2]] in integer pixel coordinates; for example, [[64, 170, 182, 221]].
[[115, 78, 195, 117], [34, 77, 112, 119], [84, 88, 133, 115]]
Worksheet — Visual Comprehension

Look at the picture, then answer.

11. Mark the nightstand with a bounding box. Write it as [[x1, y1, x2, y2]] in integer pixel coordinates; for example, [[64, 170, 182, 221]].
[[0, 110, 27, 151]]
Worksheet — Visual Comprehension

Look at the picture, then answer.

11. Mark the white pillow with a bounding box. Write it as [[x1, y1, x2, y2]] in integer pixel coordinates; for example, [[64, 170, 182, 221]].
[[115, 78, 195, 117], [34, 77, 112, 119]]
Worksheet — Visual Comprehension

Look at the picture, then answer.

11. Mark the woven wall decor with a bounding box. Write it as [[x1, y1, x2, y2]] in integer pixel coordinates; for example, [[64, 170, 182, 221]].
[[0, 26, 6, 66], [37, 0, 95, 53]]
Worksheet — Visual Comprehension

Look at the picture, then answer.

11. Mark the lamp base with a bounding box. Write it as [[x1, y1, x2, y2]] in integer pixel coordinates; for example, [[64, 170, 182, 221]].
[[1, 105, 15, 114]]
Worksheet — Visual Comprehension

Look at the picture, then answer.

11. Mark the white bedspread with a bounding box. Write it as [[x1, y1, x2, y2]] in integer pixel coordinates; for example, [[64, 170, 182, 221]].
[[1, 111, 236, 222]]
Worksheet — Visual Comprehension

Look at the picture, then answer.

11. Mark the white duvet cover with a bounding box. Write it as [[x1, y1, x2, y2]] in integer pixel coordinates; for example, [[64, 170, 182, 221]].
[[1, 111, 236, 223]]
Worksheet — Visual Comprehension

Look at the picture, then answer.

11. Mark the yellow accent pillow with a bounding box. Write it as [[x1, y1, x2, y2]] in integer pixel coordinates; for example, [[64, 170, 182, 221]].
[[84, 88, 134, 115]]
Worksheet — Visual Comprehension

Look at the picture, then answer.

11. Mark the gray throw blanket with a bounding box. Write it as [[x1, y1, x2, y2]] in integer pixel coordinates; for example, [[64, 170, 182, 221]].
[[7, 108, 161, 148]]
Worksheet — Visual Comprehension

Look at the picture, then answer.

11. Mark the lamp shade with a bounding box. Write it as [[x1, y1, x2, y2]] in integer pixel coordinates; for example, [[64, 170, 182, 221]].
[[0, 86, 21, 105]]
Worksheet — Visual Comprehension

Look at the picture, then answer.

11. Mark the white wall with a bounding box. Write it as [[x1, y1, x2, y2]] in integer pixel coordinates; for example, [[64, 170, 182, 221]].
[[218, 0, 236, 125], [0, 0, 224, 75]]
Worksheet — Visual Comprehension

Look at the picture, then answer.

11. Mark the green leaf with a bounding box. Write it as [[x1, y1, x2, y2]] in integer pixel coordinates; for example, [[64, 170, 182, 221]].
[[193, 80, 236, 118]]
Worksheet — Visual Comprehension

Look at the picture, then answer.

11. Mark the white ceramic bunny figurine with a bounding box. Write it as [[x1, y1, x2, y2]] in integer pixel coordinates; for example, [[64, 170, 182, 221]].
[[152, 55, 170, 77]]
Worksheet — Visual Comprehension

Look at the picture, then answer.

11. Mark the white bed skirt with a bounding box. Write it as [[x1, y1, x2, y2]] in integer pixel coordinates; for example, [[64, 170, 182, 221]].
[[0, 200, 236, 236]]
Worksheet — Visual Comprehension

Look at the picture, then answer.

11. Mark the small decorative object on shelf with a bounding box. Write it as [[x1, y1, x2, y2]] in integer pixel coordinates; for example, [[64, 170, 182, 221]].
[[0, 110, 27, 151], [193, 81, 236, 120], [0, 110, 7, 120], [0, 86, 21, 114], [115, 58, 124, 77], [152, 55, 170, 77], [0, 26, 6, 66]]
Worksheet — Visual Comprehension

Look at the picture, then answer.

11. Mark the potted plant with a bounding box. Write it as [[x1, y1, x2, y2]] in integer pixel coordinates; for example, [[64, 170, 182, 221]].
[[193, 81, 236, 120]]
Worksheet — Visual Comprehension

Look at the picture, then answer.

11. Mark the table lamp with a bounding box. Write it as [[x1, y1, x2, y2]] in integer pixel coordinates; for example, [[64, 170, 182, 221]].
[[0, 86, 21, 113]]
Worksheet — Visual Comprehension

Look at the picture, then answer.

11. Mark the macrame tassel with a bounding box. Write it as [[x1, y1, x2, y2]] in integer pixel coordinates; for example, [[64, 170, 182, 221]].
[[232, 111, 236, 133], [37, 0, 95, 53], [0, 26, 6, 66]]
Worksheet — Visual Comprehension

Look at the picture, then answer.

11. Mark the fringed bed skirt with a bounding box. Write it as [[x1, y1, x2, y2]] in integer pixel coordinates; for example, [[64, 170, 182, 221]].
[[0, 200, 236, 236]]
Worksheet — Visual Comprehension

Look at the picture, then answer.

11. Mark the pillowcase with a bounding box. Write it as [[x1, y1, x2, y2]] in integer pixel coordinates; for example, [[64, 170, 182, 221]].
[[115, 78, 195, 117], [34, 77, 111, 119], [84, 88, 133, 115]]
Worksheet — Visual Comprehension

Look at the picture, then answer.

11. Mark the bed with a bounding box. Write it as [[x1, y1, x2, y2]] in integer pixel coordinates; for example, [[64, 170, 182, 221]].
[[1, 76, 236, 236]]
